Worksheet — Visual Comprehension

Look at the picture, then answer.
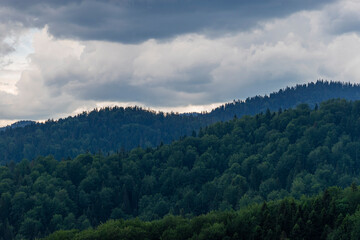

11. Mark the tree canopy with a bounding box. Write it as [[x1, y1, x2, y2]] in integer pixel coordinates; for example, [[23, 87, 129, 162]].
[[1, 80, 360, 164], [43, 186, 360, 240], [2, 99, 360, 238]]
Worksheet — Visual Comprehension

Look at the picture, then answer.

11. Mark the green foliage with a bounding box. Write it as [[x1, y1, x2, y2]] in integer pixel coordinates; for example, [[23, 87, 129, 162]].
[[1, 81, 360, 164], [42, 186, 360, 240], [4, 98, 360, 238]]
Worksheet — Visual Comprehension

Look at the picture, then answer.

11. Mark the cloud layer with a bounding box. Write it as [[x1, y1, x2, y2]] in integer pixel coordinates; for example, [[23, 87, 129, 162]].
[[1, 0, 335, 43], [1, 0, 360, 122]]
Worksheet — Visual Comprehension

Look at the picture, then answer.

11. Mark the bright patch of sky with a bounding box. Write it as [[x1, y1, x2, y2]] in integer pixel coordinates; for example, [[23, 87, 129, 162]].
[[0, 29, 38, 95]]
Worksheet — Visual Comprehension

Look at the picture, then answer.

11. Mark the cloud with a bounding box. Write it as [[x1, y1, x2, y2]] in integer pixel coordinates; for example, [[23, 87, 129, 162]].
[[0, 22, 24, 57], [2, 0, 360, 122], [320, 0, 360, 35], [0, 2, 358, 122], [0, 20, 31, 95], [1, 0, 335, 43]]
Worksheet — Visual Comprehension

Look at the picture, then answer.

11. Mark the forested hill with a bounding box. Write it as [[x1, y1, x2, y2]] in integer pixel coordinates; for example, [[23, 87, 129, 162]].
[[3, 99, 360, 239], [43, 186, 360, 240], [1, 80, 360, 164], [207, 80, 360, 121], [0, 108, 211, 164], [0, 120, 35, 132]]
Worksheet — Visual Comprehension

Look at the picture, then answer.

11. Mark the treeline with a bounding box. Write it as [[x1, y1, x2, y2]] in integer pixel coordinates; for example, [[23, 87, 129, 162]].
[[0, 107, 210, 164], [43, 185, 360, 240], [2, 80, 360, 163], [208, 80, 360, 121], [0, 120, 34, 132], [3, 99, 360, 238]]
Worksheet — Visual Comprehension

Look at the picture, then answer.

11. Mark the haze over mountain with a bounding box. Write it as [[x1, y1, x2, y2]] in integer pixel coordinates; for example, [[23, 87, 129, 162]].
[[0, 120, 34, 132]]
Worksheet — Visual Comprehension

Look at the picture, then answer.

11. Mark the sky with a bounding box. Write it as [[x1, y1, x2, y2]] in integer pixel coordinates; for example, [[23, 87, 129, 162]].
[[0, 0, 360, 125]]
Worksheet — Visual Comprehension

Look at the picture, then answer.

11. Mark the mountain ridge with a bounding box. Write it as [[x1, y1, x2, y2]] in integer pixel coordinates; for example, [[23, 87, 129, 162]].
[[3, 98, 360, 239], [1, 80, 360, 164], [0, 120, 35, 132]]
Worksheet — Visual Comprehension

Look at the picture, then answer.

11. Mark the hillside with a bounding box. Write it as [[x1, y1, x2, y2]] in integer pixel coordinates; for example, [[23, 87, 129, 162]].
[[43, 186, 360, 240], [0, 121, 35, 132], [207, 80, 360, 121], [1, 80, 360, 164], [2, 99, 360, 239]]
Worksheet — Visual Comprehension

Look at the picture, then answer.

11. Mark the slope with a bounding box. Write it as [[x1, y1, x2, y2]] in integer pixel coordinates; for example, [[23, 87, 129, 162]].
[[1, 80, 360, 164], [2, 99, 360, 238], [43, 186, 360, 240]]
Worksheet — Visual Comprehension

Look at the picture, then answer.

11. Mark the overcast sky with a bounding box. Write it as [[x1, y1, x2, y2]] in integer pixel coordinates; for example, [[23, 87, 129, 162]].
[[0, 0, 359, 125]]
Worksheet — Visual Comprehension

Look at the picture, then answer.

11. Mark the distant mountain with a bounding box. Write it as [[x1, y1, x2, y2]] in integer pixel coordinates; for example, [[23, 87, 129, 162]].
[[1, 80, 360, 163], [0, 120, 35, 132], [207, 80, 360, 121], [3, 98, 360, 239]]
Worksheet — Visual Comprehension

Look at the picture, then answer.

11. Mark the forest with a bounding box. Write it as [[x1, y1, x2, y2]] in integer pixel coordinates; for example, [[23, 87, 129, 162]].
[[43, 185, 360, 240], [2, 99, 360, 239], [1, 81, 360, 164]]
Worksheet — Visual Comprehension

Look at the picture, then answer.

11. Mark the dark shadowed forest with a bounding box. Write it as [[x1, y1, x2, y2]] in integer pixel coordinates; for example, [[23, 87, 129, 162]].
[[2, 98, 360, 239], [1, 81, 360, 165]]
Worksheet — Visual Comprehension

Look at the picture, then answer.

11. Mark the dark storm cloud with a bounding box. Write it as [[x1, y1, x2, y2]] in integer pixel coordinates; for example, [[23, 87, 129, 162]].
[[2, 0, 336, 43]]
